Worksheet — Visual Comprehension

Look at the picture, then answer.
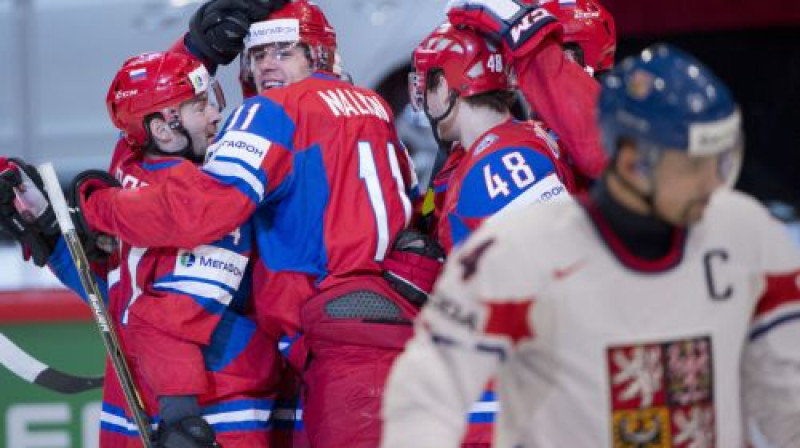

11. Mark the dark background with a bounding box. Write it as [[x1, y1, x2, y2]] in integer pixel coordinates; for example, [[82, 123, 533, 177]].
[[603, 0, 800, 215]]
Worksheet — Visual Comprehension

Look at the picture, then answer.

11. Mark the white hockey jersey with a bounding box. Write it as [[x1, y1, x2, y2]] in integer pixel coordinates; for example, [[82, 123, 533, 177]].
[[382, 189, 800, 448]]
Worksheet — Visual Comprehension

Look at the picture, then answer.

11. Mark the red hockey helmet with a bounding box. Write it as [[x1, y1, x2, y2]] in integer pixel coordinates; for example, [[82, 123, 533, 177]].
[[243, 0, 337, 72], [542, 0, 616, 75], [106, 51, 221, 147], [409, 23, 510, 112]]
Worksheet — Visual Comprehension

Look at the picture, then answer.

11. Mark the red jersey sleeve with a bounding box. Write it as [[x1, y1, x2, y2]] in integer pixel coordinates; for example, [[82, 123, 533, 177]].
[[84, 168, 255, 249], [515, 38, 607, 179]]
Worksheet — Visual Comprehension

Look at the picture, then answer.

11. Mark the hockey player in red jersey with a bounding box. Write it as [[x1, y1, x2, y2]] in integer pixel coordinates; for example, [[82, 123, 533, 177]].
[[44, 2, 419, 447], [408, 23, 575, 252], [96, 51, 290, 447], [383, 23, 578, 446], [446, 0, 614, 180], [383, 44, 800, 447], [380, 4, 616, 310], [0, 49, 295, 447]]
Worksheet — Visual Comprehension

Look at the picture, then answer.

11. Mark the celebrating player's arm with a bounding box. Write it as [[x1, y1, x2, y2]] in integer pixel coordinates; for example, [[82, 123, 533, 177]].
[[446, 0, 610, 179]]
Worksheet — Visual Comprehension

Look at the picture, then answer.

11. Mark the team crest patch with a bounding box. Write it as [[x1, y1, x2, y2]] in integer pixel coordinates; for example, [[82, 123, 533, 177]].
[[473, 134, 498, 157], [607, 336, 715, 447]]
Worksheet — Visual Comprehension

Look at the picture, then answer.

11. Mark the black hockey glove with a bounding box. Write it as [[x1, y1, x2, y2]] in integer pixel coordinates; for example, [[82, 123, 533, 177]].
[[153, 396, 219, 448], [383, 229, 446, 307], [0, 158, 60, 267], [152, 416, 220, 448], [66, 170, 121, 261], [187, 0, 254, 65], [247, 0, 289, 22]]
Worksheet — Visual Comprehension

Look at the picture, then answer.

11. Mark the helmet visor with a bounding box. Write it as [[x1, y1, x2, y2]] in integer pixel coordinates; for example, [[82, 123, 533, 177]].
[[210, 79, 226, 113]]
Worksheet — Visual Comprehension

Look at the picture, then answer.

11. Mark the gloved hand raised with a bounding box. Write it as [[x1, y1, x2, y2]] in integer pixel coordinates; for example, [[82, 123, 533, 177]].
[[446, 0, 562, 58], [188, 0, 290, 65]]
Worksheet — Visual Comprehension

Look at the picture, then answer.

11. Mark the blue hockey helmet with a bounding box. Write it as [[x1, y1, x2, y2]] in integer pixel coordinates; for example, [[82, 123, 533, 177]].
[[598, 44, 742, 165]]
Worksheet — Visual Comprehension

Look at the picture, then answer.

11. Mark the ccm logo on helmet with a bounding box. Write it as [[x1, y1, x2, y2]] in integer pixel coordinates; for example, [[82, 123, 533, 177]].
[[115, 89, 138, 100], [509, 9, 554, 45]]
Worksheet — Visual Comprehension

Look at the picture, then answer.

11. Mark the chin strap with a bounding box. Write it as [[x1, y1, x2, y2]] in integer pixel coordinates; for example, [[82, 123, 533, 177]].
[[424, 90, 459, 149], [151, 113, 204, 164]]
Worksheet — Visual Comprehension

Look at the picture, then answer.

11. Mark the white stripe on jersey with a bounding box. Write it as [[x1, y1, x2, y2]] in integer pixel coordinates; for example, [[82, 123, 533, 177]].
[[487, 172, 569, 223], [469, 400, 499, 414], [386, 143, 412, 226], [204, 408, 272, 425], [122, 247, 147, 325], [152, 280, 233, 307], [107, 265, 121, 288], [203, 158, 266, 202]]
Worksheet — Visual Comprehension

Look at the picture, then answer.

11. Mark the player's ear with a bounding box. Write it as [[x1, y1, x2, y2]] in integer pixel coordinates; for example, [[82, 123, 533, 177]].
[[616, 141, 652, 189], [147, 116, 171, 144]]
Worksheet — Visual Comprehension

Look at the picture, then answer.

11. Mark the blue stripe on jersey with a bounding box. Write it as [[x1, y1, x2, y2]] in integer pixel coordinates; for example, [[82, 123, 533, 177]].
[[203, 312, 256, 371], [150, 284, 228, 316], [256, 145, 329, 281], [228, 265, 252, 315], [456, 146, 556, 218], [468, 413, 496, 423], [750, 311, 800, 341], [204, 167, 263, 205], [141, 159, 182, 171], [212, 420, 269, 431], [154, 274, 238, 296], [100, 421, 139, 437], [448, 213, 473, 249], [202, 398, 274, 414], [225, 96, 295, 152], [199, 222, 253, 253], [47, 236, 109, 305], [468, 389, 498, 423]]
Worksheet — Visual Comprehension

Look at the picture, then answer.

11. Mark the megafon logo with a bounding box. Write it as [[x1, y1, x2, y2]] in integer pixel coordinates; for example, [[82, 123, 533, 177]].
[[179, 252, 196, 267]]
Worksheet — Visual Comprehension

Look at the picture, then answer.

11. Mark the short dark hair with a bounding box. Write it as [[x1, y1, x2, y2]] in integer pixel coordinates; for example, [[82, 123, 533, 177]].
[[427, 69, 513, 113], [463, 90, 515, 114]]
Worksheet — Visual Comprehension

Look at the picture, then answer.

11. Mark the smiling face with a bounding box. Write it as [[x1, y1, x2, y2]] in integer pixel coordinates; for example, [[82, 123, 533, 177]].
[[249, 42, 313, 93]]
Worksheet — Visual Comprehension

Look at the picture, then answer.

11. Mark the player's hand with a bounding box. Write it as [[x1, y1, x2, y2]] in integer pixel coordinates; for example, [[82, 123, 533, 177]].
[[67, 170, 121, 260], [383, 229, 446, 307], [446, 0, 562, 58], [247, 0, 290, 22], [188, 0, 252, 65], [152, 416, 220, 448], [0, 158, 60, 267]]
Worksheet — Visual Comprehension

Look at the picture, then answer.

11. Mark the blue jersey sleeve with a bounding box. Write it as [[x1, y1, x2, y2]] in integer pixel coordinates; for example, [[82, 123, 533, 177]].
[[456, 146, 565, 219], [47, 237, 109, 305], [202, 96, 297, 206]]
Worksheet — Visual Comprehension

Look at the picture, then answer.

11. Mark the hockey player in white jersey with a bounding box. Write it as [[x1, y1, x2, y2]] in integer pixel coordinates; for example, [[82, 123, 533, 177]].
[[382, 43, 800, 448]]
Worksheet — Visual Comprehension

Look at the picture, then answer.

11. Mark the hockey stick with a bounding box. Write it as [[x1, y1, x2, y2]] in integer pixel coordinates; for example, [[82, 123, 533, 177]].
[[0, 332, 103, 394], [38, 163, 154, 447]]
